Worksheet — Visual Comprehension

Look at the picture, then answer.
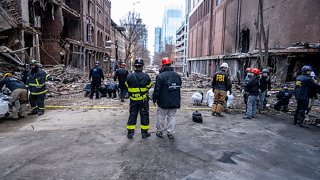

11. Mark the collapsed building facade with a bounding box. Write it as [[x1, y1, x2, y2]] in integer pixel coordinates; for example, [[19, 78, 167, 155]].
[[187, 0, 320, 82], [107, 20, 127, 75], [0, 0, 113, 73]]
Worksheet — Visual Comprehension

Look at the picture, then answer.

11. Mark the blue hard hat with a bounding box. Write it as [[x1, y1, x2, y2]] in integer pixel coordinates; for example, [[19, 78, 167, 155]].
[[302, 65, 313, 72]]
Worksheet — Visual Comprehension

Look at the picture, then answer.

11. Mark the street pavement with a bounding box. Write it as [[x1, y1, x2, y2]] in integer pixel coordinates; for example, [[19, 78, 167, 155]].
[[0, 108, 319, 179]]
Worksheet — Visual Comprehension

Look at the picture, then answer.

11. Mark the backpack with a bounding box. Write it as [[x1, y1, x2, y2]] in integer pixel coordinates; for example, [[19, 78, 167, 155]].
[[192, 111, 203, 123]]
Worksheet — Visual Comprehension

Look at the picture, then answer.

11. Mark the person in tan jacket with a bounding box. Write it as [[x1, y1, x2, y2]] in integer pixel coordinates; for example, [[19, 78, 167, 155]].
[[211, 63, 232, 117]]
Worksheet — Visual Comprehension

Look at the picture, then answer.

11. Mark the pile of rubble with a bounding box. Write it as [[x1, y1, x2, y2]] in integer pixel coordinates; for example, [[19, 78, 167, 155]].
[[45, 66, 88, 97]]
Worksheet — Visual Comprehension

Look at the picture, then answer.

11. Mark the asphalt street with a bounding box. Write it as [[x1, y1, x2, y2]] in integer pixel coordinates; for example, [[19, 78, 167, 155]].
[[0, 107, 319, 179]]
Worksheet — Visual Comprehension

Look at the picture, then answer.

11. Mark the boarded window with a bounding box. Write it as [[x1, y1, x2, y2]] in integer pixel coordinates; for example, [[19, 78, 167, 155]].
[[239, 29, 250, 53]]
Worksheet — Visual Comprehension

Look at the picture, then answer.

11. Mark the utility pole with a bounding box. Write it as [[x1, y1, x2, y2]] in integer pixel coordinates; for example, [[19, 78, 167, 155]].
[[255, 0, 269, 68]]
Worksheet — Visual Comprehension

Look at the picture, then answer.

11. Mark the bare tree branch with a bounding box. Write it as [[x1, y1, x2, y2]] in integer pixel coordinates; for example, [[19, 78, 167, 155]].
[[120, 11, 149, 69]]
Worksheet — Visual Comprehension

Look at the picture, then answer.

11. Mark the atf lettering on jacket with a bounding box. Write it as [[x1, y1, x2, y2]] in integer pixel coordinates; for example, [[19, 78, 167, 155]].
[[168, 83, 180, 91]]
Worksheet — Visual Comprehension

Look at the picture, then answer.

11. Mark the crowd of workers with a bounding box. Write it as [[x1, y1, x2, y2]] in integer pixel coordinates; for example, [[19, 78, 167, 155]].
[[0, 60, 48, 119], [86, 57, 182, 139], [1, 58, 318, 137], [210, 62, 319, 128]]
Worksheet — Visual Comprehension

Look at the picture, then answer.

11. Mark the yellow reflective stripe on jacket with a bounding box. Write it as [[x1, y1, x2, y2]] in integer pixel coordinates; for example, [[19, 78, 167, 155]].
[[127, 125, 136, 130], [125, 82, 128, 88], [128, 87, 147, 93], [146, 81, 153, 88], [30, 89, 48, 95], [141, 125, 149, 130], [46, 74, 50, 80], [36, 79, 39, 85], [28, 83, 45, 87], [129, 94, 147, 101]]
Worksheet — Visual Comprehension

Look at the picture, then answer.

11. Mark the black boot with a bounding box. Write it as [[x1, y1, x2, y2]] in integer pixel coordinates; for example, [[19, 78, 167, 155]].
[[141, 130, 151, 139], [127, 130, 134, 139], [28, 109, 38, 115], [38, 110, 44, 116]]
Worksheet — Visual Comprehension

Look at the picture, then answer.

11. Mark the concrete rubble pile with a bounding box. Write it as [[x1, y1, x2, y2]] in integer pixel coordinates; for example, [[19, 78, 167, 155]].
[[46, 66, 88, 97]]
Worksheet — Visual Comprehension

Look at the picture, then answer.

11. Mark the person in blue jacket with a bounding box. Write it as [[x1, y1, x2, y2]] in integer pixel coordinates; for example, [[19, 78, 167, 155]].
[[274, 84, 292, 112], [89, 61, 104, 99], [294, 65, 320, 127]]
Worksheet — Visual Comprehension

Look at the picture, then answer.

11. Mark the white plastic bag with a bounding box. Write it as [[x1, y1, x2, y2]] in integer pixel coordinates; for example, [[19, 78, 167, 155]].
[[192, 92, 203, 106], [206, 89, 214, 107], [227, 91, 234, 109], [0, 100, 9, 118]]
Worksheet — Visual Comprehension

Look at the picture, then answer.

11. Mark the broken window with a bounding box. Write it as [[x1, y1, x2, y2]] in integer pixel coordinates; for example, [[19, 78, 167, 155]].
[[88, 0, 93, 16], [216, 0, 222, 6], [105, 36, 110, 48], [239, 28, 250, 53], [87, 20, 93, 43]]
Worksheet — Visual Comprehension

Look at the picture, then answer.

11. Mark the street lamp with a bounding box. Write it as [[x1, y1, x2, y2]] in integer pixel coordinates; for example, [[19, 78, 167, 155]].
[[132, 1, 140, 12]]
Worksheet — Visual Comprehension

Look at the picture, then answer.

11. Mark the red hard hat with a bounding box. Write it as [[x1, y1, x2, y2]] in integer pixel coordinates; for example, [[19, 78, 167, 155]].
[[161, 57, 171, 65], [120, 63, 126, 67], [246, 67, 253, 72], [252, 68, 260, 75]]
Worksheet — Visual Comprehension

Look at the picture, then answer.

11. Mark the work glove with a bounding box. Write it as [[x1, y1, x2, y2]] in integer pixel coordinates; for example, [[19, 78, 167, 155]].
[[266, 91, 271, 97]]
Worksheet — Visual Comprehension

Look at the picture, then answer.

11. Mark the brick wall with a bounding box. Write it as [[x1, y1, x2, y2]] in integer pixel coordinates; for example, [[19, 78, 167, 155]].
[[188, 0, 320, 59], [41, 5, 63, 65]]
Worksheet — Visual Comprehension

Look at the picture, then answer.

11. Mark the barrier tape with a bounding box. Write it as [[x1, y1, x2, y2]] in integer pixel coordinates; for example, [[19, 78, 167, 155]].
[[46, 105, 212, 111]]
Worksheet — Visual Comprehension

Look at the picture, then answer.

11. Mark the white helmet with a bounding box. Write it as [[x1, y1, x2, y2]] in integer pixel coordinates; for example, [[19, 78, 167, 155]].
[[220, 63, 229, 69]]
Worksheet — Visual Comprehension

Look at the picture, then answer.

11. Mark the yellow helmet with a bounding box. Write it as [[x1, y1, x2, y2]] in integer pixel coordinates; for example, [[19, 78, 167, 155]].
[[3, 73, 13, 78]]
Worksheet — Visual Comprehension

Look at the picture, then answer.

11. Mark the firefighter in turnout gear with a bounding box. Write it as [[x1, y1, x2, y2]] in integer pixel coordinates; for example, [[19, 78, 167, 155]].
[[125, 59, 153, 139], [211, 63, 232, 117], [27, 60, 48, 116], [89, 61, 104, 99], [294, 65, 320, 127]]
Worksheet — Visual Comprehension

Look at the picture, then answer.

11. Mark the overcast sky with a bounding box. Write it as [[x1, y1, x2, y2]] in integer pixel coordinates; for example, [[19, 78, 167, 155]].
[[110, 0, 185, 57]]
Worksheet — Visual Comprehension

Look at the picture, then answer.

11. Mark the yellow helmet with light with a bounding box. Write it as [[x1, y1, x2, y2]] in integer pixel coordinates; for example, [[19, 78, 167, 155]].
[[3, 73, 13, 78]]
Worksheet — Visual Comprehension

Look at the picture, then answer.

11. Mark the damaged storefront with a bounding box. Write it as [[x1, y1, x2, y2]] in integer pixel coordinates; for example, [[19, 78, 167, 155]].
[[189, 45, 320, 83], [0, 0, 112, 74]]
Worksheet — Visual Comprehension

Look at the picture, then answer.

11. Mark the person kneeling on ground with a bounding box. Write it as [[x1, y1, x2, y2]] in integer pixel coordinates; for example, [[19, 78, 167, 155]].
[[105, 81, 119, 98], [0, 73, 28, 120], [274, 84, 292, 112]]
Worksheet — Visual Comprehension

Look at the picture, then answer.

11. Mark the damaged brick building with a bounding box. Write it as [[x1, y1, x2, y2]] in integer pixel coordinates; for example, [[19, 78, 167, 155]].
[[0, 0, 113, 73], [187, 0, 320, 82]]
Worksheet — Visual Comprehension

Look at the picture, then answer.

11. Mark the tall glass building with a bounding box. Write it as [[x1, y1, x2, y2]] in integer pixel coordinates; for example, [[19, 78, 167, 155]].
[[161, 4, 184, 46], [154, 27, 162, 54]]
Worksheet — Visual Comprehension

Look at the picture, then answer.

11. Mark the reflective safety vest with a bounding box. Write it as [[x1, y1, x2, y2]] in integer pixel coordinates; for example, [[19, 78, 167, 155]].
[[26, 69, 48, 95], [125, 71, 152, 101]]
